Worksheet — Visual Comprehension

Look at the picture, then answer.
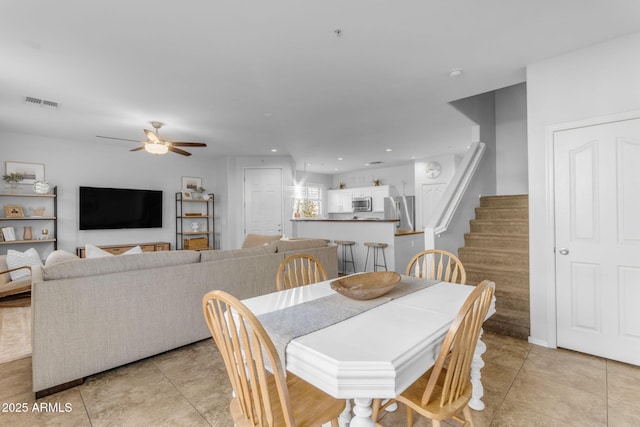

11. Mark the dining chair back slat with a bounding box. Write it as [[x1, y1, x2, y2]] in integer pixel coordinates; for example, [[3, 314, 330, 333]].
[[406, 249, 466, 284], [276, 253, 328, 291]]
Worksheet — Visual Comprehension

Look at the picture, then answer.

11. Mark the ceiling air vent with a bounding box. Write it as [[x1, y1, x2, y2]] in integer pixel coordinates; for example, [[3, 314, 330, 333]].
[[24, 96, 60, 109]]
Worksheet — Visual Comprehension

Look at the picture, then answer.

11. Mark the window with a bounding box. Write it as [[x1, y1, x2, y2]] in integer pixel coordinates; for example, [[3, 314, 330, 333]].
[[294, 183, 323, 217]]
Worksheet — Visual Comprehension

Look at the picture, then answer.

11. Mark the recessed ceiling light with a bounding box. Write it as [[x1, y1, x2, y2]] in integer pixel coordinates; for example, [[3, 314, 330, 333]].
[[385, 148, 392, 152], [270, 148, 278, 152], [448, 68, 463, 78], [337, 157, 343, 161]]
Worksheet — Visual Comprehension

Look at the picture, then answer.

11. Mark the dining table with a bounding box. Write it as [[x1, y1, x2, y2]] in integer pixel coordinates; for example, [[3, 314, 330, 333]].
[[241, 273, 495, 427]]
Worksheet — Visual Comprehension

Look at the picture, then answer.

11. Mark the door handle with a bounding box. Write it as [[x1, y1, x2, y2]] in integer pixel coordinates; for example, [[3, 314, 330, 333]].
[[558, 248, 570, 255]]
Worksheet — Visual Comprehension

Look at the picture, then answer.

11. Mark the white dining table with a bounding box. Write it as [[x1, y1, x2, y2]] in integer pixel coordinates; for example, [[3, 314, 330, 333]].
[[242, 274, 495, 427]]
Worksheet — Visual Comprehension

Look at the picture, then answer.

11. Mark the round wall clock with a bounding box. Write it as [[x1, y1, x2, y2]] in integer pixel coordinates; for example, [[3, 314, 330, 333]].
[[425, 161, 441, 178]]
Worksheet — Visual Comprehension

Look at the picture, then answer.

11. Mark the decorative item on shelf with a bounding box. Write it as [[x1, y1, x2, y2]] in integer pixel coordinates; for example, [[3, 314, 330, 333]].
[[3, 172, 24, 192], [23, 226, 32, 240], [41, 228, 49, 240], [33, 180, 50, 194], [29, 206, 46, 217], [4, 205, 24, 218], [373, 178, 381, 186], [192, 186, 206, 200], [184, 237, 208, 250], [202, 193, 211, 201], [339, 182, 346, 189], [190, 222, 200, 232]]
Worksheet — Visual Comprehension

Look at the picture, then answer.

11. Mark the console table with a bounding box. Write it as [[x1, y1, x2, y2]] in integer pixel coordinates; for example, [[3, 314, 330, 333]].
[[75, 241, 171, 258]]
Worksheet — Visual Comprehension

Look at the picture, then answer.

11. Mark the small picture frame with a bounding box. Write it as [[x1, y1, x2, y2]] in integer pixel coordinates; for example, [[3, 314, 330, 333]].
[[182, 176, 202, 192], [5, 161, 45, 185], [5, 205, 24, 218], [182, 191, 193, 200]]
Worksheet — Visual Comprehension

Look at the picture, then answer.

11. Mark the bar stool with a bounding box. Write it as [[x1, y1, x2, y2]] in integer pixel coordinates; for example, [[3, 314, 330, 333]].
[[334, 240, 357, 275], [364, 242, 388, 272]]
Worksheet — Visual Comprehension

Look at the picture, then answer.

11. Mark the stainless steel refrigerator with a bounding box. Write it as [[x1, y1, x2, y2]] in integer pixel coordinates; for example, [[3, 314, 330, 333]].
[[384, 196, 415, 231]]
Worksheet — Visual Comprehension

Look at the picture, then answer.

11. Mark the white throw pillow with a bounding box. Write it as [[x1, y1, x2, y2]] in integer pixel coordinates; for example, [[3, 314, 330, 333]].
[[45, 250, 80, 266], [85, 244, 114, 258], [6, 248, 42, 281], [85, 244, 143, 258], [123, 245, 142, 255]]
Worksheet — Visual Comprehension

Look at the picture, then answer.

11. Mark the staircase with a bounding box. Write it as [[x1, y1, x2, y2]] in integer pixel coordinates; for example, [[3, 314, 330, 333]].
[[458, 195, 529, 339]]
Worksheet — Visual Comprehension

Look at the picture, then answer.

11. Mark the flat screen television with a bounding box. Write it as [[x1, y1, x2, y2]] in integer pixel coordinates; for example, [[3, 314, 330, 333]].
[[79, 186, 163, 230]]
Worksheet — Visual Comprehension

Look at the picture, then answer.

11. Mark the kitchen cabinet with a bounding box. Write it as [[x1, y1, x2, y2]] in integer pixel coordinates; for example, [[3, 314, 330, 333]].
[[327, 189, 353, 213], [0, 187, 57, 259], [372, 185, 390, 212]]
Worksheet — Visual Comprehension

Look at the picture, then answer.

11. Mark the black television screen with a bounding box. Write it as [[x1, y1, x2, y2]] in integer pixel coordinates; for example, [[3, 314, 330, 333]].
[[79, 186, 163, 230]]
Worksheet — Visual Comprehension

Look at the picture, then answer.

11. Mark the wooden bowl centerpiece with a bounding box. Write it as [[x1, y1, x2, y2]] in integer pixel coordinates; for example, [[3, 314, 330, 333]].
[[330, 272, 401, 300]]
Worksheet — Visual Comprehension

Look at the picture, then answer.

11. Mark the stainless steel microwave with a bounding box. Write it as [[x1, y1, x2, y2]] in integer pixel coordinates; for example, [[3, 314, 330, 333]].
[[352, 197, 372, 212]]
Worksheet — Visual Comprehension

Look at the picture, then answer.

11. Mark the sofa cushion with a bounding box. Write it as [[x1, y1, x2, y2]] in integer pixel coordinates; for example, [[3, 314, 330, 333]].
[[199, 244, 277, 263], [270, 239, 328, 253], [7, 248, 42, 280], [45, 250, 80, 266], [241, 233, 281, 249], [42, 250, 200, 281]]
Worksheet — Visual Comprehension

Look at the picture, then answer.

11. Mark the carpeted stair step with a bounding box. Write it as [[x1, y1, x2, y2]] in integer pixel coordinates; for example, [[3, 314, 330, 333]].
[[458, 247, 528, 269], [463, 233, 528, 250], [474, 206, 528, 220], [470, 220, 528, 234], [483, 319, 530, 340], [480, 194, 528, 208]]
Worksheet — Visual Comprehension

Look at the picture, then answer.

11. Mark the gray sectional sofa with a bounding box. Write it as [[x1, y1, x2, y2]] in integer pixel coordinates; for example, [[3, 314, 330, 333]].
[[30, 238, 337, 396]]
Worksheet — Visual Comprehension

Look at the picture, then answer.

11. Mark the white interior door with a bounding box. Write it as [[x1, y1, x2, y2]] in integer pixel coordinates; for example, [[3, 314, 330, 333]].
[[420, 183, 445, 229], [554, 118, 640, 365], [244, 168, 283, 236]]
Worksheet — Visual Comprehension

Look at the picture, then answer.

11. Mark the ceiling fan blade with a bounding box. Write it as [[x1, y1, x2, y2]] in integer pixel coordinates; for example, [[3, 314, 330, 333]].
[[168, 146, 192, 156], [144, 129, 161, 144], [96, 135, 142, 143], [130, 146, 145, 152], [170, 142, 207, 147]]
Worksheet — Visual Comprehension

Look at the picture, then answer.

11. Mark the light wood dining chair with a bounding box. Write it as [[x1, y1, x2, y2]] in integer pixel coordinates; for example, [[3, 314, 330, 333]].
[[372, 280, 495, 427], [276, 253, 328, 291], [202, 290, 345, 427], [405, 249, 466, 284]]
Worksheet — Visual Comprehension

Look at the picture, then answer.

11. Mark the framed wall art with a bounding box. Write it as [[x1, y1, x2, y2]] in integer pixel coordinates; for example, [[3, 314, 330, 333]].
[[5, 161, 45, 185], [5, 205, 24, 218]]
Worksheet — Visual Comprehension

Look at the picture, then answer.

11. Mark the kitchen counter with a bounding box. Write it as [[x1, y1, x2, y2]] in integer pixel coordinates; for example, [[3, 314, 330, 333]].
[[291, 219, 424, 273]]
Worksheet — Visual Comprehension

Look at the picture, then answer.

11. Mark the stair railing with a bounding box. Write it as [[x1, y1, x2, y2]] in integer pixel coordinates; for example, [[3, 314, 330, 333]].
[[424, 141, 486, 249]]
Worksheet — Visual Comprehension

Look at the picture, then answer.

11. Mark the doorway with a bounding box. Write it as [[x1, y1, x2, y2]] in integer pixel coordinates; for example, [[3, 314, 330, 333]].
[[554, 118, 640, 365], [243, 168, 283, 237]]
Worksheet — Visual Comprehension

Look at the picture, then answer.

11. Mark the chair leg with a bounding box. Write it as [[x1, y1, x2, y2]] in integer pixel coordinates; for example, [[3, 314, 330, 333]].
[[372, 399, 382, 421], [463, 406, 475, 427], [331, 419, 339, 427], [406, 406, 413, 427]]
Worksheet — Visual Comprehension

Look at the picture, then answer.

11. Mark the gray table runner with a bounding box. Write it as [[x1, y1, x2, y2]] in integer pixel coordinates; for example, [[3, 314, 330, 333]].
[[258, 276, 439, 370]]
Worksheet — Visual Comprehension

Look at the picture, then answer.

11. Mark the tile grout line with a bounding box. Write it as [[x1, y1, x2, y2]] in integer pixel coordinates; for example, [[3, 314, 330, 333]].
[[151, 358, 214, 427]]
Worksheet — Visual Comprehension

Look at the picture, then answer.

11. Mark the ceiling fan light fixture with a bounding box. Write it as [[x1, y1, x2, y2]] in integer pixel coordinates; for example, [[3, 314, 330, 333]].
[[144, 143, 169, 155]]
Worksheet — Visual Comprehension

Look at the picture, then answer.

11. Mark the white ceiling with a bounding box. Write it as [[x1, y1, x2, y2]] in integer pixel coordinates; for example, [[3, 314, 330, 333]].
[[2, 1, 640, 173]]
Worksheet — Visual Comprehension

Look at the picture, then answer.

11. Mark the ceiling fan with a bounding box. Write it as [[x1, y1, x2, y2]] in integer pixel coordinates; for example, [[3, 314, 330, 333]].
[[97, 121, 207, 156]]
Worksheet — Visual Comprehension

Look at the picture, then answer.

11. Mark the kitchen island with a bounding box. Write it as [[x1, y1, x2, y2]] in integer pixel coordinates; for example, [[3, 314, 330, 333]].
[[291, 218, 423, 273]]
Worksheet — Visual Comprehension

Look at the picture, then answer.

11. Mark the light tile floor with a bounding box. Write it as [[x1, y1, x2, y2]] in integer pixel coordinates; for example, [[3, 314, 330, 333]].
[[1, 332, 639, 426]]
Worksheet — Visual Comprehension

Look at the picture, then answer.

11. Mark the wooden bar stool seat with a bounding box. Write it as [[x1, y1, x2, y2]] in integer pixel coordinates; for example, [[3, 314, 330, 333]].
[[364, 242, 388, 272], [334, 240, 357, 275]]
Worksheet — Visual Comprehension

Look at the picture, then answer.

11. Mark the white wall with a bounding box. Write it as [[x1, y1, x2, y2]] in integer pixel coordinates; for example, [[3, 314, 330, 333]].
[[496, 83, 528, 194], [527, 31, 640, 346], [1, 131, 220, 256]]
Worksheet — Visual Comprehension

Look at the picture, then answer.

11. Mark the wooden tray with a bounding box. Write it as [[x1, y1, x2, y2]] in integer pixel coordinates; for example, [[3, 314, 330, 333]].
[[330, 272, 401, 300]]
